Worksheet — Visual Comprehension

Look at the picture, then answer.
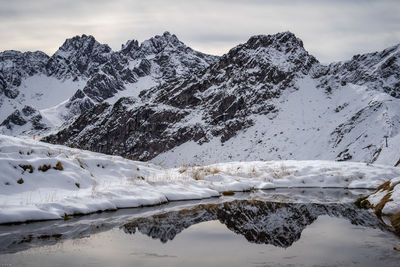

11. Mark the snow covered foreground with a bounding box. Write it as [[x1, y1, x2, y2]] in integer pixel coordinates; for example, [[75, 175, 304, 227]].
[[367, 176, 400, 215], [1, 135, 400, 224]]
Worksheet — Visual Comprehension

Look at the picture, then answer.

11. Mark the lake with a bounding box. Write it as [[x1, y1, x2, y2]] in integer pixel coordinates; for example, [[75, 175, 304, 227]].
[[1, 189, 399, 266]]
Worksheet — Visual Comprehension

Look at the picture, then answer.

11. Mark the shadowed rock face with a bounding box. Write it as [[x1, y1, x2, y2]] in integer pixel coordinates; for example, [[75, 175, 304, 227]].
[[0, 50, 49, 99], [0, 32, 217, 133], [123, 200, 382, 248], [43, 97, 198, 160], [1, 106, 47, 132], [316, 44, 400, 98], [42, 33, 400, 164], [52, 32, 217, 111], [43, 32, 317, 160], [3, 32, 400, 164]]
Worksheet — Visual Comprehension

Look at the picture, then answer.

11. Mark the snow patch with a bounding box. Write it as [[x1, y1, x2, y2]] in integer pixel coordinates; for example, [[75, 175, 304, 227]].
[[1, 135, 399, 224]]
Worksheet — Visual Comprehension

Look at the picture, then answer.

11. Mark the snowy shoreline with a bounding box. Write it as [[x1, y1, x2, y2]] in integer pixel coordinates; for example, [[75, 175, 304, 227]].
[[1, 135, 400, 224]]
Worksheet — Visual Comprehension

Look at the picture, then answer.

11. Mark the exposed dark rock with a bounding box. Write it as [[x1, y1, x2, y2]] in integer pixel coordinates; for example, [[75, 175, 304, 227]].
[[1, 106, 47, 133], [134, 59, 151, 77], [82, 73, 124, 102], [46, 34, 112, 79], [1, 110, 27, 128], [330, 101, 383, 148], [0, 50, 49, 99], [44, 98, 199, 160], [2, 31, 399, 164], [317, 44, 400, 97], [44, 32, 315, 160], [31, 114, 47, 130], [0, 32, 217, 135], [21, 106, 36, 116], [69, 89, 86, 101]]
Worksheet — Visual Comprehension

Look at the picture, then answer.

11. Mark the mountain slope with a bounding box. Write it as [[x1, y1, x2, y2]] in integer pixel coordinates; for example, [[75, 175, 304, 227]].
[[43, 32, 400, 166], [316, 43, 400, 97], [0, 32, 217, 136], [43, 32, 319, 160]]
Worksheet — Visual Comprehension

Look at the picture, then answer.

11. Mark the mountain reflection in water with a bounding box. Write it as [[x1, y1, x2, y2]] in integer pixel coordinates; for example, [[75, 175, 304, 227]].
[[0, 189, 390, 255], [122, 200, 381, 248], [2, 191, 400, 267]]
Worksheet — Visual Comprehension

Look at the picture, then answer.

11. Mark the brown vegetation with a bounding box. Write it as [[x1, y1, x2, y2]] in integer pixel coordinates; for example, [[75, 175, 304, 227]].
[[38, 164, 51, 172], [222, 190, 235, 196], [390, 212, 400, 236], [374, 192, 393, 216], [54, 161, 64, 171], [19, 164, 34, 173]]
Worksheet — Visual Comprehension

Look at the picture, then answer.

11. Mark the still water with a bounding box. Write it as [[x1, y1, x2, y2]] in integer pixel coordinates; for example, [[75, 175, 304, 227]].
[[1, 189, 399, 267]]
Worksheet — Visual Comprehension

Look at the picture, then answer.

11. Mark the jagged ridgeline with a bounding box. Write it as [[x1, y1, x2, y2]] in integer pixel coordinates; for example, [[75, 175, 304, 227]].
[[42, 32, 318, 160], [0, 32, 217, 135], [1, 32, 400, 166]]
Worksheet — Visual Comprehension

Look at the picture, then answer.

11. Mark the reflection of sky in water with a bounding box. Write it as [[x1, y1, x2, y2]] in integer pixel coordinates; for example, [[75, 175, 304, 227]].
[[1, 217, 399, 267], [1, 192, 400, 267], [1, 0, 399, 63]]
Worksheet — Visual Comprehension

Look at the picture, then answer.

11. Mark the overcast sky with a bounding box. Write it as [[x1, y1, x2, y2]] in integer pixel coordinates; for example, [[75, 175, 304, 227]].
[[1, 0, 399, 63]]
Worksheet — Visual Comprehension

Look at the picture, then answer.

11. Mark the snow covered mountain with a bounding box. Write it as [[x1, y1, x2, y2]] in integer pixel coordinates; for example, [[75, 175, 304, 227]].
[[0, 32, 217, 136], [42, 32, 400, 166]]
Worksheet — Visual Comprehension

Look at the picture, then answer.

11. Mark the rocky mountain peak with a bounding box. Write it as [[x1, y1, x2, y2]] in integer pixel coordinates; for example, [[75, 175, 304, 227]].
[[0, 50, 49, 62], [119, 32, 183, 57], [222, 31, 318, 77], [0, 50, 49, 99], [47, 34, 112, 79], [55, 34, 111, 57], [0, 50, 49, 75], [1, 31, 218, 136], [39, 32, 400, 165], [117, 32, 217, 83], [246, 31, 304, 50], [317, 42, 400, 98], [120, 39, 139, 56], [48, 32, 320, 161], [139, 31, 183, 55]]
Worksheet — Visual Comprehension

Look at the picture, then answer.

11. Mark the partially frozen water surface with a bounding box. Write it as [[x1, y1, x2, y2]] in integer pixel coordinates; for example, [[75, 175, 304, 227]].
[[1, 189, 399, 266]]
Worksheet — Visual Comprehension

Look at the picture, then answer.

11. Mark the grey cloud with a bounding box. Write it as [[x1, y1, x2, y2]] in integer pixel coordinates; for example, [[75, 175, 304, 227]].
[[0, 0, 399, 63]]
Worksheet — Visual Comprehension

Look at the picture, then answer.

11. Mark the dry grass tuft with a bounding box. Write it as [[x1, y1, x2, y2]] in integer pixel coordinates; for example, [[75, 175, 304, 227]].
[[76, 158, 85, 169], [189, 166, 221, 180], [54, 161, 64, 171], [272, 164, 291, 179], [192, 167, 204, 180], [374, 192, 393, 216], [179, 165, 188, 174], [205, 167, 220, 174], [375, 181, 392, 192], [354, 195, 372, 209], [19, 164, 34, 173], [390, 212, 400, 236], [62, 213, 71, 220], [38, 164, 51, 172], [222, 190, 235, 196]]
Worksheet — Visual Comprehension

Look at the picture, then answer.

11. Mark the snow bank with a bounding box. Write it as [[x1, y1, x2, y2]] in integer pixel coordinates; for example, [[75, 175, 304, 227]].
[[366, 177, 400, 215], [1, 135, 400, 224]]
